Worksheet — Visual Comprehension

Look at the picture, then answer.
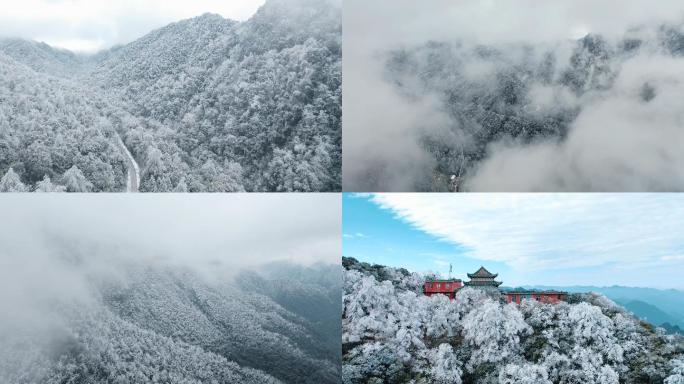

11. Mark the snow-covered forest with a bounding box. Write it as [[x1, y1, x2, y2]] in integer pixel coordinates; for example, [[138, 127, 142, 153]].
[[0, 0, 341, 192], [0, 260, 341, 384], [342, 257, 684, 383]]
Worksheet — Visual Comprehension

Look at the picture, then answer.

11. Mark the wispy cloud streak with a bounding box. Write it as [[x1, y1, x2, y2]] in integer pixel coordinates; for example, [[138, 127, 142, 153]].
[[368, 193, 684, 273]]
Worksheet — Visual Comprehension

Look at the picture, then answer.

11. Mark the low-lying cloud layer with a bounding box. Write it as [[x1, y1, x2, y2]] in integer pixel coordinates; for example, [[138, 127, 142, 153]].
[[343, 0, 684, 191], [0, 193, 339, 268], [0, 194, 339, 335], [467, 54, 684, 191]]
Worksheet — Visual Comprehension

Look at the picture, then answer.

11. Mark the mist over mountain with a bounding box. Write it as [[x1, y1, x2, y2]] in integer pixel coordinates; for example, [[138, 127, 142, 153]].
[[0, 0, 341, 192], [0, 194, 341, 383], [342, 257, 684, 383], [0, 39, 84, 76], [344, 18, 684, 191], [617, 300, 683, 334], [0, 257, 341, 384]]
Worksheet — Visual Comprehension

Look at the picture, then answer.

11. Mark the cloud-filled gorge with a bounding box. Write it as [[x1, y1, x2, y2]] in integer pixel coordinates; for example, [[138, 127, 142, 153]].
[[343, 0, 684, 192], [0, 194, 341, 384]]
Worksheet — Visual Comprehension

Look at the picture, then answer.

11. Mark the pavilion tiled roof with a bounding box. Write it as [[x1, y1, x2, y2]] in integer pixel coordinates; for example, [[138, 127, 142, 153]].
[[467, 266, 498, 279]]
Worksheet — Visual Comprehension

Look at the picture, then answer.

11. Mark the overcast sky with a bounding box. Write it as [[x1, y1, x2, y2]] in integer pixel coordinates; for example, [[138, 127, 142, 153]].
[[344, 193, 684, 289], [0, 194, 339, 271], [0, 0, 265, 53], [345, 0, 684, 48]]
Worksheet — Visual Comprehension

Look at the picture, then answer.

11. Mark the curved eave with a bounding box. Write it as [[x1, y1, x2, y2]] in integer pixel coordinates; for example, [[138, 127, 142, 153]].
[[467, 273, 499, 278], [464, 280, 502, 287]]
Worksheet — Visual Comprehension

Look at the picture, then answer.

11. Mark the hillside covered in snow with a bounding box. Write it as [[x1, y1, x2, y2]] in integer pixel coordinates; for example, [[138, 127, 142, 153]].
[[0, 0, 341, 192], [0, 261, 341, 384], [342, 257, 684, 383]]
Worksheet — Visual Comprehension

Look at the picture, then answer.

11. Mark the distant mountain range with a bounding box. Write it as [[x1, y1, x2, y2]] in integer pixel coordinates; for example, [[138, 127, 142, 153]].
[[616, 300, 683, 335], [521, 285, 684, 333]]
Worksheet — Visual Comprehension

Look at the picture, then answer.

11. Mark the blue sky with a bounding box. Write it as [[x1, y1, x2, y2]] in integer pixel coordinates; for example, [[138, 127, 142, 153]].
[[343, 193, 684, 289]]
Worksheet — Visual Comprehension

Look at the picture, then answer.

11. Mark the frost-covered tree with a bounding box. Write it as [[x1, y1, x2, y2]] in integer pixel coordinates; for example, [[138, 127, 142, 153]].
[[62, 166, 93, 192], [462, 300, 532, 369], [173, 177, 189, 192], [0, 167, 28, 192], [0, 168, 29, 192], [429, 344, 463, 384], [35, 175, 66, 192], [342, 257, 684, 384], [499, 363, 552, 384], [666, 358, 684, 384], [343, 271, 400, 343]]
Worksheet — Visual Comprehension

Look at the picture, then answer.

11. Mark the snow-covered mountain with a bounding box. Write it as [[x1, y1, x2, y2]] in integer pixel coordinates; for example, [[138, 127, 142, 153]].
[[355, 22, 684, 192], [342, 257, 684, 383], [0, 39, 84, 76], [0, 262, 341, 384], [0, 0, 341, 192], [0, 52, 131, 191]]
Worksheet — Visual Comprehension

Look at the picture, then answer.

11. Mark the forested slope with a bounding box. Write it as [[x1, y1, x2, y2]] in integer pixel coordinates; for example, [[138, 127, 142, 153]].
[[0, 0, 341, 192], [0, 53, 129, 192], [342, 257, 684, 383], [0, 262, 341, 384]]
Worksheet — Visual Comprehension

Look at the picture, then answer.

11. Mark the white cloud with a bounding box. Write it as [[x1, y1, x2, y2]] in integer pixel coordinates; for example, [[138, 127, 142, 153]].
[[368, 193, 684, 273], [0, 194, 340, 271], [0, 193, 340, 348], [344, 0, 684, 47], [467, 53, 684, 191], [0, 0, 266, 52], [662, 254, 684, 262], [343, 232, 368, 239]]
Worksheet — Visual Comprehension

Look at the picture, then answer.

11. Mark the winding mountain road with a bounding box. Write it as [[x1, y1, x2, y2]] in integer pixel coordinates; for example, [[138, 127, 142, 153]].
[[115, 133, 140, 193]]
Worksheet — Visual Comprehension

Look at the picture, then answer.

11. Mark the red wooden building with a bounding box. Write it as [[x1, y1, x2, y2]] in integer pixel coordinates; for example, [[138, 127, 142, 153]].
[[423, 279, 463, 300], [422, 266, 568, 304], [504, 290, 567, 304]]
